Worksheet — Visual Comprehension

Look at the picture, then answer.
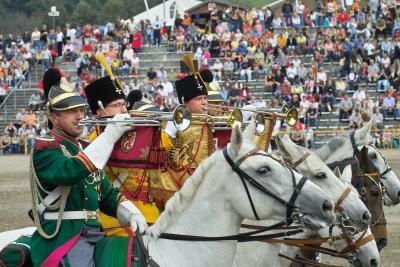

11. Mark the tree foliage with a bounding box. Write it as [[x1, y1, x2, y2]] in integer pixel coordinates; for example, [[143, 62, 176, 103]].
[[0, 0, 164, 34]]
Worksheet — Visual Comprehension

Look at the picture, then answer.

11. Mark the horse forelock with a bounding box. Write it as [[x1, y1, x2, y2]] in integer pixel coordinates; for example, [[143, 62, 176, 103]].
[[149, 150, 221, 236]]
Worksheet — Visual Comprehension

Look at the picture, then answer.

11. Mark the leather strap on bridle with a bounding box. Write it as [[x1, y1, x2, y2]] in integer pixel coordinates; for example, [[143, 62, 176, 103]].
[[340, 232, 375, 254], [290, 152, 311, 169], [334, 187, 352, 212]]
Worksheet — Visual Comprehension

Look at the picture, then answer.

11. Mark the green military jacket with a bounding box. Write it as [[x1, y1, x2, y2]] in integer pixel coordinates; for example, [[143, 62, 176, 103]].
[[30, 130, 123, 266]]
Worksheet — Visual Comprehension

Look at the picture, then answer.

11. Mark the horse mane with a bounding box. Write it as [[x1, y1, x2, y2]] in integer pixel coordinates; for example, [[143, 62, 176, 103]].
[[149, 150, 220, 237], [315, 136, 347, 161]]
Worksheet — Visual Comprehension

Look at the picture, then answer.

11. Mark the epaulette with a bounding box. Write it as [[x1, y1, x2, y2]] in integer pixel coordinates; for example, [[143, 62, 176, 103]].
[[34, 136, 61, 151], [79, 139, 91, 149]]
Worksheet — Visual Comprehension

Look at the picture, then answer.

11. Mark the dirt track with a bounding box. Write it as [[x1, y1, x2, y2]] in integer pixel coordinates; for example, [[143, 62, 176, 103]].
[[0, 151, 399, 266]]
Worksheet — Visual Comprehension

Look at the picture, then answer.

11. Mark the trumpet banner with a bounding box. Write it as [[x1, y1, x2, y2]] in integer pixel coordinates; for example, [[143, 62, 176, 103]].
[[150, 123, 213, 209]]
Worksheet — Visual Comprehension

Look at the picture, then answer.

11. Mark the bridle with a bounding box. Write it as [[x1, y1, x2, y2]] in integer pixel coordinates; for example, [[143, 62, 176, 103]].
[[350, 132, 393, 205], [282, 151, 353, 226], [222, 146, 308, 224], [357, 174, 387, 226]]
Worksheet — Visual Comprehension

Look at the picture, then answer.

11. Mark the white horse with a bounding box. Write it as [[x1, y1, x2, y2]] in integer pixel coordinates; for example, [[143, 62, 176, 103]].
[[142, 123, 336, 267], [234, 135, 373, 267], [0, 123, 335, 266], [315, 120, 400, 205]]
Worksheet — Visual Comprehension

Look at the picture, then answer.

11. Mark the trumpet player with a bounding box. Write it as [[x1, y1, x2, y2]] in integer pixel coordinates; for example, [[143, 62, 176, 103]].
[[84, 75, 160, 237], [163, 69, 213, 140], [29, 68, 146, 266]]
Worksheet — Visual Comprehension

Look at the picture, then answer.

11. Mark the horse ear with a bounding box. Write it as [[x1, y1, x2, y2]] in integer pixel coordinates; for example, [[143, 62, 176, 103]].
[[276, 134, 297, 157], [360, 146, 368, 162], [355, 120, 373, 144], [341, 165, 353, 184], [242, 118, 256, 143], [230, 123, 242, 155], [333, 166, 341, 178]]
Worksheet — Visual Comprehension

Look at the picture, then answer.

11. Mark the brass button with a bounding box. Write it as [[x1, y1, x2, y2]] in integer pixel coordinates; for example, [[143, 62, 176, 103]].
[[84, 185, 88, 189], [85, 197, 88, 201]]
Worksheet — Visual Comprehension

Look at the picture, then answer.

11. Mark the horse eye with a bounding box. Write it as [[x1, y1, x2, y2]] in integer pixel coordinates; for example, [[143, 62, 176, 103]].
[[370, 153, 377, 160], [257, 167, 270, 175], [315, 172, 327, 179], [370, 190, 380, 197]]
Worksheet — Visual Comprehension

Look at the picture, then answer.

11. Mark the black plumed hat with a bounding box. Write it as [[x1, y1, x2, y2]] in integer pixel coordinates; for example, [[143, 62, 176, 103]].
[[84, 76, 126, 115], [43, 67, 63, 99], [175, 69, 213, 104]]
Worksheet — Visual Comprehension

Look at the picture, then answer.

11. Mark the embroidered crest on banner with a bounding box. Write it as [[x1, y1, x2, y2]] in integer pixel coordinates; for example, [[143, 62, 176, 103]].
[[121, 131, 137, 153]]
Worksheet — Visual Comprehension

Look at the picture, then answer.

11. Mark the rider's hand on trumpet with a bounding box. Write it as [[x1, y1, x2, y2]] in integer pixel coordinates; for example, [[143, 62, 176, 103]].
[[104, 113, 134, 143]]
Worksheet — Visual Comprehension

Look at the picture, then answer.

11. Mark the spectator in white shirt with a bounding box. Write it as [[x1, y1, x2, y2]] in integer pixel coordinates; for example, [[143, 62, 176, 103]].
[[381, 92, 395, 119], [286, 63, 297, 84], [122, 45, 134, 64], [381, 53, 391, 69], [352, 86, 366, 103], [31, 28, 41, 51], [211, 59, 223, 81]]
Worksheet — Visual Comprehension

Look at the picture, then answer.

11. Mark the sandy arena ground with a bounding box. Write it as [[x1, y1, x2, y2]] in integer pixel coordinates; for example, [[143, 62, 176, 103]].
[[0, 151, 399, 266]]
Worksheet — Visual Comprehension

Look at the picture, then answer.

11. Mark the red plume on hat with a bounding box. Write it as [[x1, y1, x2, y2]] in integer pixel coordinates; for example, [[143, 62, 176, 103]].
[[41, 67, 65, 99]]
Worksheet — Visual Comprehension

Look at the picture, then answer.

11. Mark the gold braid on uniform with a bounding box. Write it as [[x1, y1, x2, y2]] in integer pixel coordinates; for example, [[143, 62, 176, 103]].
[[30, 146, 71, 239]]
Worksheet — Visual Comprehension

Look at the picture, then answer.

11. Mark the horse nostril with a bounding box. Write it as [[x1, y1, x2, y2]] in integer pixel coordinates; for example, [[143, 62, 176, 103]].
[[322, 200, 333, 212], [362, 211, 371, 222], [370, 258, 378, 267], [397, 191, 400, 198], [378, 238, 387, 251]]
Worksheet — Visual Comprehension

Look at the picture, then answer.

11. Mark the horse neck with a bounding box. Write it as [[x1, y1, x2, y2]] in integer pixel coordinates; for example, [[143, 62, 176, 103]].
[[145, 168, 243, 267]]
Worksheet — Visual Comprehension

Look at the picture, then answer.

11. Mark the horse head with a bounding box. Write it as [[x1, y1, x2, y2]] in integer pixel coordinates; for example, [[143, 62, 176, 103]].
[[276, 134, 371, 230], [316, 121, 400, 205], [354, 148, 388, 251]]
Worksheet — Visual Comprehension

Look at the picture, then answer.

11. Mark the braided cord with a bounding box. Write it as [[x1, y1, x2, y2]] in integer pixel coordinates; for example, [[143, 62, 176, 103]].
[[30, 152, 71, 239]]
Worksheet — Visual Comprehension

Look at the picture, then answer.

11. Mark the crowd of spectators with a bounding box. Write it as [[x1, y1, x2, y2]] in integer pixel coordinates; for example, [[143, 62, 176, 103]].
[[2, 0, 400, 153], [0, 33, 34, 105]]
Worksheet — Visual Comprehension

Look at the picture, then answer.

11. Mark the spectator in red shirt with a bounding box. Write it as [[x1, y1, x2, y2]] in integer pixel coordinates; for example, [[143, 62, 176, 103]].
[[131, 30, 142, 53], [83, 41, 93, 53], [337, 9, 350, 24]]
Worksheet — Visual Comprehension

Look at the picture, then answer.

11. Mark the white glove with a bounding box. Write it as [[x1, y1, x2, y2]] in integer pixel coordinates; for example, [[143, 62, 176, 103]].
[[83, 114, 133, 169], [117, 200, 148, 235], [103, 113, 133, 143]]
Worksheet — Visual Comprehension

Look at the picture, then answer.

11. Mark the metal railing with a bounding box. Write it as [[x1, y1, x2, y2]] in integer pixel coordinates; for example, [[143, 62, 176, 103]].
[[0, 61, 41, 122]]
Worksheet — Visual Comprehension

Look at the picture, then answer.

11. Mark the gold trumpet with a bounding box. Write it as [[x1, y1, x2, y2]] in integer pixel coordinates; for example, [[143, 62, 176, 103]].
[[201, 108, 244, 127], [80, 105, 192, 132], [204, 103, 298, 135]]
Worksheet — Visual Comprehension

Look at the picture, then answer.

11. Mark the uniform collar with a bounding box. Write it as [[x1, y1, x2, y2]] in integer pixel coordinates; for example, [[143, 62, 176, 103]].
[[51, 128, 80, 148]]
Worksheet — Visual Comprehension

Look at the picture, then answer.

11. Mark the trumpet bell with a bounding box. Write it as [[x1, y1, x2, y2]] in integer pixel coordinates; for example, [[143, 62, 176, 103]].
[[173, 104, 192, 131], [229, 108, 243, 127], [282, 103, 298, 127], [255, 113, 266, 135]]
